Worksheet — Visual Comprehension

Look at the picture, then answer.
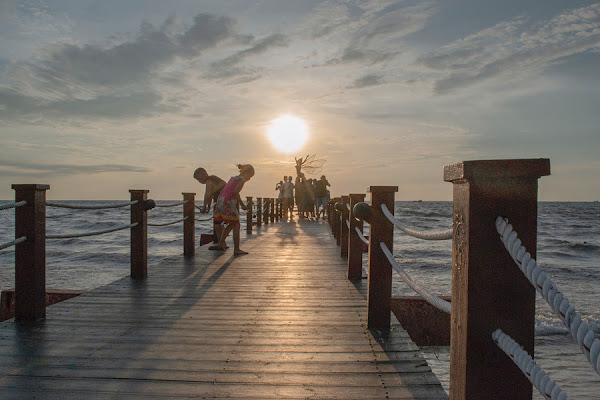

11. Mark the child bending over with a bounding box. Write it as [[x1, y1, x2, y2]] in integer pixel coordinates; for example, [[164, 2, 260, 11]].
[[212, 164, 255, 255]]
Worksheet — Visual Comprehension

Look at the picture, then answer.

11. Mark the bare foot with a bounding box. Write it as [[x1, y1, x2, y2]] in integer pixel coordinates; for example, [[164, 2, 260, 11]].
[[209, 244, 227, 251], [234, 249, 249, 256]]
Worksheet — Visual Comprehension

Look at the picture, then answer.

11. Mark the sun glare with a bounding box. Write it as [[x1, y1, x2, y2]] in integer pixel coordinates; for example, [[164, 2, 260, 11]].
[[267, 115, 308, 153]]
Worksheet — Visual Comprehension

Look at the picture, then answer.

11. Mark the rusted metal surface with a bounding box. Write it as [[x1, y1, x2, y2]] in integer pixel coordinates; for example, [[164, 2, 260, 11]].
[[366, 186, 398, 332], [199, 233, 215, 246], [348, 193, 366, 281], [246, 196, 253, 234], [444, 159, 550, 400], [130, 190, 149, 279], [182, 193, 195, 257], [12, 184, 49, 322], [1, 289, 84, 322], [391, 296, 451, 346]]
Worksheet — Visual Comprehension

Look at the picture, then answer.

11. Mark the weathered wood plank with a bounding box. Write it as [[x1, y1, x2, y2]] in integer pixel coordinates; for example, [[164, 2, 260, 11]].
[[0, 220, 446, 399]]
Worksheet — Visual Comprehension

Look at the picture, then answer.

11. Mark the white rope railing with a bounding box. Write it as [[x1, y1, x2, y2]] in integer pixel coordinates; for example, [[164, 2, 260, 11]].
[[355, 226, 369, 245], [0, 201, 27, 211], [492, 329, 573, 400], [148, 216, 188, 227], [346, 219, 350, 229], [0, 236, 27, 251], [47, 223, 138, 239], [46, 200, 138, 210], [496, 216, 600, 375], [381, 204, 453, 240], [380, 242, 451, 314], [195, 216, 213, 222], [155, 200, 188, 208]]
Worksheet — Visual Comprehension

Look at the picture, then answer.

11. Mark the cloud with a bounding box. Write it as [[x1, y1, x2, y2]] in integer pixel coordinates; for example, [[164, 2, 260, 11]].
[[0, 160, 151, 178], [353, 2, 434, 45], [1, 13, 238, 120], [0, 87, 170, 120], [313, 1, 432, 68], [206, 33, 289, 80], [348, 74, 385, 89], [324, 47, 402, 66], [419, 4, 600, 94]]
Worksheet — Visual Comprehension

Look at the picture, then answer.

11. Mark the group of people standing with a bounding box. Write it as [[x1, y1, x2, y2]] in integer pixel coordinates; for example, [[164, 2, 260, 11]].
[[193, 164, 254, 256], [275, 176, 295, 219], [276, 171, 330, 220]]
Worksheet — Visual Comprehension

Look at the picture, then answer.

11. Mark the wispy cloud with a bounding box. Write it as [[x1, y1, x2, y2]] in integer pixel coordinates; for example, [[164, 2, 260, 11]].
[[0, 160, 151, 178], [419, 4, 600, 94], [315, 1, 432, 63], [0, 88, 170, 120], [348, 73, 385, 89], [206, 33, 289, 80]]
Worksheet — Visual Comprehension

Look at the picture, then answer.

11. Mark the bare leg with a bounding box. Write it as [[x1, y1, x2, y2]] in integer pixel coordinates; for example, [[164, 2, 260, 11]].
[[232, 222, 248, 255], [216, 223, 234, 250], [214, 223, 228, 248]]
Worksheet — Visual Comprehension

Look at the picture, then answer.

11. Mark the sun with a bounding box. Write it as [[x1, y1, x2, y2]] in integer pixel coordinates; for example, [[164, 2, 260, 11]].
[[267, 114, 308, 153]]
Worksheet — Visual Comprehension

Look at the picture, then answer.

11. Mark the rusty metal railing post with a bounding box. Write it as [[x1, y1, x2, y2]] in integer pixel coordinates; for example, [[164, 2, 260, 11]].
[[365, 186, 397, 331], [328, 200, 334, 232], [246, 196, 253, 234], [256, 198, 262, 227], [130, 190, 149, 279], [340, 195, 349, 258], [444, 159, 550, 400], [183, 192, 195, 257], [333, 197, 341, 245], [12, 184, 49, 322], [348, 193, 366, 281]]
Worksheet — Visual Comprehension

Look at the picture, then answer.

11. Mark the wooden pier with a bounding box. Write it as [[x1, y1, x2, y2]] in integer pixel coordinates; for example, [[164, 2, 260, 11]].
[[0, 219, 447, 399]]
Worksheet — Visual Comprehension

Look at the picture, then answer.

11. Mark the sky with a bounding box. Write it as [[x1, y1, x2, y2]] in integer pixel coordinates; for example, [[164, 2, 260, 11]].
[[1, 0, 599, 201]]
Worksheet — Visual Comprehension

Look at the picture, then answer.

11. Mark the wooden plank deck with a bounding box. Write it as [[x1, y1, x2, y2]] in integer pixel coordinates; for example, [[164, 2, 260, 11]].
[[0, 219, 447, 399]]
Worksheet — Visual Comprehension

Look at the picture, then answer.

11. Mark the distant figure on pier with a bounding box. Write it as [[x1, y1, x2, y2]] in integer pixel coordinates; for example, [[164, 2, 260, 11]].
[[295, 174, 306, 218], [281, 176, 294, 219], [316, 175, 330, 220], [275, 179, 284, 200], [306, 178, 317, 218], [294, 155, 326, 219], [193, 168, 226, 245], [212, 164, 255, 255]]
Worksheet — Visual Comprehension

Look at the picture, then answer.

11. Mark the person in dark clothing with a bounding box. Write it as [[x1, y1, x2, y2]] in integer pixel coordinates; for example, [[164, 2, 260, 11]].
[[315, 175, 330, 220], [194, 167, 226, 246]]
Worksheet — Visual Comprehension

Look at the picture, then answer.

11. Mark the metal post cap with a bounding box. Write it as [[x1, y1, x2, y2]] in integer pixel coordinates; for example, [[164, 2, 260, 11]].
[[353, 202, 371, 221], [144, 199, 157, 210]]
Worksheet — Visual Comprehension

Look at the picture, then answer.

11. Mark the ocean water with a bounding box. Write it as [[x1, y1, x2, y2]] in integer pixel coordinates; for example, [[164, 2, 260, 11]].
[[376, 201, 600, 399], [1, 200, 599, 398]]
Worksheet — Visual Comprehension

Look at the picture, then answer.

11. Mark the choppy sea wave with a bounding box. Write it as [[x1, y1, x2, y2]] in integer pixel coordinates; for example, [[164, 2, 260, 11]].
[[1, 200, 599, 398]]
